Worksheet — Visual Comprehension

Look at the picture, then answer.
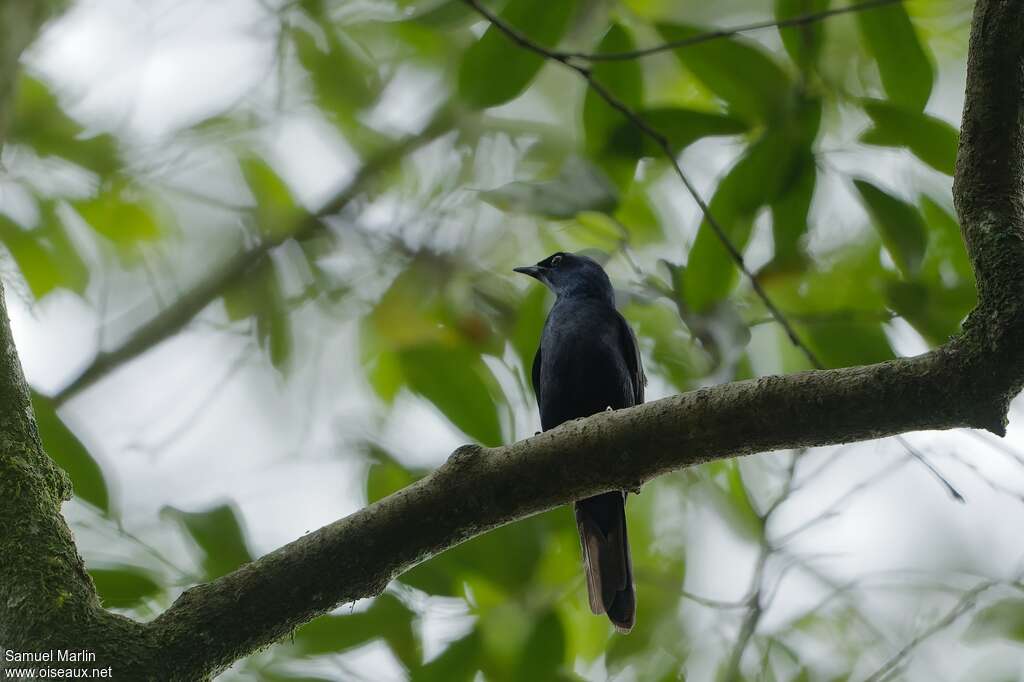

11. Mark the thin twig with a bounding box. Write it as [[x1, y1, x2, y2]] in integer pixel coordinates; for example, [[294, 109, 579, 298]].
[[51, 108, 455, 406], [462, 0, 963, 503], [862, 581, 997, 682], [894, 435, 964, 503], [722, 453, 801, 681], [552, 0, 904, 63], [463, 0, 821, 366], [774, 455, 911, 546]]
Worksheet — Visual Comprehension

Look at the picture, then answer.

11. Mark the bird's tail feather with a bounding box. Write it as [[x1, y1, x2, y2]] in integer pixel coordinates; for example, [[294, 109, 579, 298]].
[[575, 492, 636, 633]]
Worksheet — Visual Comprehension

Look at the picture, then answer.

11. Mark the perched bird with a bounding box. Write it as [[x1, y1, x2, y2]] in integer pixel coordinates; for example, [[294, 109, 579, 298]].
[[514, 252, 645, 633]]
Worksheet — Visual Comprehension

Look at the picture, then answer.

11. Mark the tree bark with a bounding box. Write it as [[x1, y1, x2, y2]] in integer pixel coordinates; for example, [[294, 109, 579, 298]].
[[1, 1, 1023, 679]]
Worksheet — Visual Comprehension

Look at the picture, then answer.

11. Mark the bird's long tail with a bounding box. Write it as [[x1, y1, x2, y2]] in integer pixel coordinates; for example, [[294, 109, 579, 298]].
[[575, 491, 635, 633]]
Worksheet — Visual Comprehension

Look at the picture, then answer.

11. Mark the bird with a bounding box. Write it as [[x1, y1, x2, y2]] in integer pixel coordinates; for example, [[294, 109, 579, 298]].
[[514, 251, 645, 633]]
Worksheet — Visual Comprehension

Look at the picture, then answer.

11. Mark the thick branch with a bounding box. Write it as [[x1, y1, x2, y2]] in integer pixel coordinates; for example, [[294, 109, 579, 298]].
[[143, 345, 996, 679], [952, 0, 1024, 423], [0, 1, 149, 669]]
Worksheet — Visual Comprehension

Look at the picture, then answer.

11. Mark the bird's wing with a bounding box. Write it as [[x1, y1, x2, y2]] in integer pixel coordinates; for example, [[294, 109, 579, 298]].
[[616, 311, 646, 405], [531, 345, 542, 403]]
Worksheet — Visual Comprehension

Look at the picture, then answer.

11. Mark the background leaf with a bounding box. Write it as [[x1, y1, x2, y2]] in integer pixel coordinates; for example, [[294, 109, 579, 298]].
[[294, 594, 420, 668], [458, 0, 576, 109], [480, 158, 618, 219], [399, 344, 503, 446], [162, 504, 253, 579], [88, 565, 162, 609], [31, 391, 109, 513], [656, 23, 792, 123], [775, 0, 830, 69], [966, 599, 1024, 643], [860, 100, 959, 175], [853, 179, 928, 278], [856, 3, 934, 111], [0, 203, 89, 300]]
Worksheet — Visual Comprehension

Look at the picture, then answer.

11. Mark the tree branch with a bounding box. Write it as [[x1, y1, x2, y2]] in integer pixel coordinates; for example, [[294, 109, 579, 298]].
[[465, 0, 966, 501], [51, 109, 455, 406], [2, 0, 1024, 679], [0, 1, 65, 141], [137, 346, 1000, 678], [552, 0, 903, 63]]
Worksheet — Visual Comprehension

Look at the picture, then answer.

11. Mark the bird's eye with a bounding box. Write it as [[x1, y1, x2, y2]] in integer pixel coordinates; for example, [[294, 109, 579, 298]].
[[550, 254, 563, 267]]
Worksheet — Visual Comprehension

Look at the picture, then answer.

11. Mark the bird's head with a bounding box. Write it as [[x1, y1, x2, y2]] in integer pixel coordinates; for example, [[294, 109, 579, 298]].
[[514, 252, 614, 303]]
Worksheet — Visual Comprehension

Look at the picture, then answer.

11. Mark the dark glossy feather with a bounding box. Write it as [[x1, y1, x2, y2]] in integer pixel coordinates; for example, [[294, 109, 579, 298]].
[[521, 252, 644, 633]]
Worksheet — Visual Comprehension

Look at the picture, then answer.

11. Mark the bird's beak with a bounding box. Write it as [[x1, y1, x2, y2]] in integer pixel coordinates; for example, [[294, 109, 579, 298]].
[[513, 265, 545, 280]]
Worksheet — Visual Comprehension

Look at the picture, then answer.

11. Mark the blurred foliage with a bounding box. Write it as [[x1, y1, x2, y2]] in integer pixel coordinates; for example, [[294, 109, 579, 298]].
[[0, 0, 987, 680]]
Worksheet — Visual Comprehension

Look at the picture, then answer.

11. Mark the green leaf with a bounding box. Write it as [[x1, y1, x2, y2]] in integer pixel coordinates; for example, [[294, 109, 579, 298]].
[[411, 629, 482, 682], [163, 504, 253, 579], [684, 131, 803, 311], [458, 0, 576, 109], [240, 158, 307, 241], [291, 23, 377, 116], [399, 345, 503, 446], [604, 107, 747, 161], [623, 300, 699, 389], [366, 448, 424, 504], [853, 180, 928, 278], [706, 460, 763, 540], [0, 205, 89, 300], [480, 158, 618, 219], [400, 517, 544, 597], [583, 24, 644, 187], [368, 266, 458, 349], [656, 23, 792, 123], [74, 186, 163, 258], [88, 565, 162, 608], [860, 100, 959, 175], [511, 285, 549, 386], [768, 150, 816, 272], [606, 558, 683, 671], [887, 197, 976, 344], [224, 259, 293, 372], [800, 319, 895, 368], [966, 599, 1024, 643], [294, 594, 420, 668], [775, 0, 829, 69], [765, 241, 889, 315], [856, 3, 933, 111], [514, 610, 566, 682], [30, 392, 110, 513], [615, 180, 664, 246], [8, 76, 120, 177]]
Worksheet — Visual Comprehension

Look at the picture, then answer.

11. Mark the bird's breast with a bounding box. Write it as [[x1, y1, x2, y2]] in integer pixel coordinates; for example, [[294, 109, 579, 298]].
[[537, 302, 634, 430]]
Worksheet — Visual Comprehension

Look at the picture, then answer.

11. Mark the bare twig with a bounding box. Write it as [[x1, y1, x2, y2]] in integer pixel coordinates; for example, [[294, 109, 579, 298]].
[[552, 0, 904, 63], [51, 108, 455, 406], [722, 453, 801, 681], [463, 0, 963, 504], [862, 581, 997, 682]]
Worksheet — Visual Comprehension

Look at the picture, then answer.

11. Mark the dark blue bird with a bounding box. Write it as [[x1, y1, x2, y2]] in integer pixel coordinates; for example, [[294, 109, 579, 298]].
[[514, 252, 645, 633]]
